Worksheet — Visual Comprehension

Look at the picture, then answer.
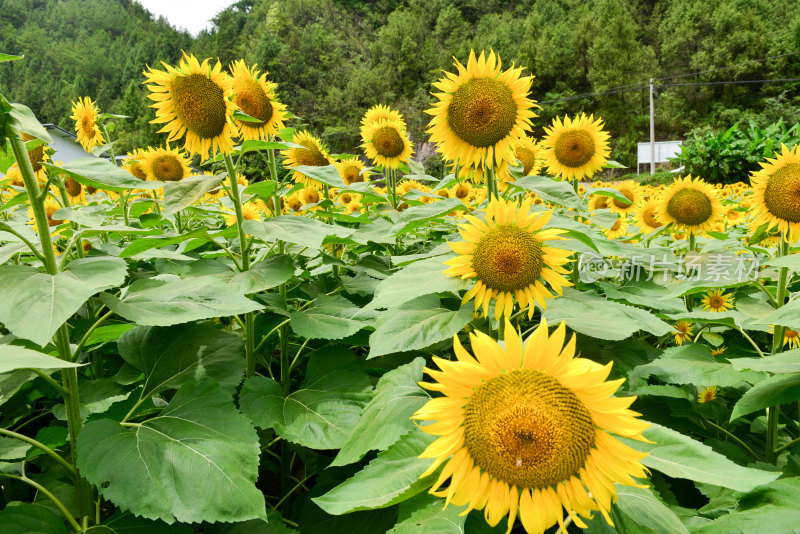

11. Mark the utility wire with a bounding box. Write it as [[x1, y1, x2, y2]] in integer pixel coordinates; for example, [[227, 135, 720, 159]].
[[659, 77, 800, 88]]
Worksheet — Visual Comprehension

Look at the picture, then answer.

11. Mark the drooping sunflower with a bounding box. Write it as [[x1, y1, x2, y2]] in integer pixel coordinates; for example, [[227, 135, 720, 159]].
[[673, 320, 694, 346], [444, 197, 573, 320], [21, 132, 49, 173], [70, 96, 106, 152], [139, 146, 193, 182], [512, 136, 544, 177], [413, 319, 650, 534], [143, 53, 239, 158], [541, 114, 611, 182], [361, 118, 414, 169], [654, 176, 723, 235], [335, 157, 370, 186], [229, 60, 287, 141], [700, 289, 734, 312], [608, 180, 641, 215], [427, 50, 537, 180], [361, 104, 405, 129], [634, 198, 664, 233], [783, 327, 800, 349], [281, 130, 332, 186], [697, 386, 718, 403], [749, 144, 800, 241]]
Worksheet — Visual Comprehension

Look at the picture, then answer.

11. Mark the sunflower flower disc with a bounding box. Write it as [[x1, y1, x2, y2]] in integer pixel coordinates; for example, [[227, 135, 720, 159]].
[[139, 146, 192, 182], [335, 157, 370, 185], [427, 50, 537, 180], [143, 53, 239, 158], [70, 96, 106, 152], [413, 320, 651, 534], [281, 130, 332, 186], [444, 197, 573, 319], [361, 118, 413, 169], [542, 113, 610, 181], [512, 135, 544, 177], [750, 143, 800, 241], [229, 60, 287, 141], [654, 175, 723, 235]]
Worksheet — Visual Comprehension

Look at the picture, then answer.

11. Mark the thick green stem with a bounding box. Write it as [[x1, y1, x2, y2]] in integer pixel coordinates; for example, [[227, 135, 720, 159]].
[[9, 132, 94, 520], [223, 153, 256, 379], [767, 237, 790, 462]]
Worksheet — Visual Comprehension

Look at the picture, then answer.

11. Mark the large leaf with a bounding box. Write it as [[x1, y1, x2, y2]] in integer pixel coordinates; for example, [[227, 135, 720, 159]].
[[0, 503, 68, 534], [754, 299, 800, 330], [118, 323, 245, 397], [730, 349, 800, 374], [514, 175, 582, 208], [77, 379, 265, 524], [542, 287, 673, 340], [390, 199, 466, 234], [730, 373, 800, 421], [239, 352, 372, 449], [0, 345, 83, 374], [368, 295, 472, 358], [119, 228, 208, 259], [6, 102, 52, 142], [694, 478, 800, 533], [163, 174, 224, 217], [332, 358, 428, 466], [243, 216, 355, 251], [611, 486, 690, 534], [100, 512, 193, 534], [229, 254, 295, 293], [313, 430, 435, 515], [290, 294, 369, 340], [0, 262, 125, 346], [388, 493, 466, 534], [632, 344, 764, 388], [365, 256, 469, 311], [100, 275, 263, 326], [623, 423, 779, 492], [43, 158, 162, 192]]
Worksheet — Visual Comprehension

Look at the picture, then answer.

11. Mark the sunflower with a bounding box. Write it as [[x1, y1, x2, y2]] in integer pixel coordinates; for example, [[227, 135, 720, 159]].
[[143, 53, 239, 158], [223, 201, 263, 226], [361, 104, 405, 129], [413, 319, 650, 534], [608, 181, 641, 215], [603, 216, 628, 240], [362, 118, 414, 169], [749, 144, 800, 241], [229, 60, 287, 141], [27, 197, 64, 229], [281, 130, 332, 186], [700, 289, 734, 312], [70, 96, 105, 152], [673, 321, 694, 346], [654, 176, 723, 235], [512, 136, 544, 177], [710, 346, 727, 356], [725, 208, 744, 225], [541, 114, 611, 181], [452, 181, 473, 202], [138, 146, 193, 182], [121, 149, 149, 181], [634, 198, 664, 233], [784, 328, 800, 349], [588, 193, 612, 212], [444, 197, 572, 320], [335, 157, 370, 186], [300, 185, 322, 206], [427, 50, 536, 180], [697, 386, 718, 403], [21, 132, 49, 173]]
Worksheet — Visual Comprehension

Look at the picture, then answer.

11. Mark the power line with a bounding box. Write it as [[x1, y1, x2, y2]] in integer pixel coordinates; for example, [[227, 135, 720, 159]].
[[659, 77, 800, 88]]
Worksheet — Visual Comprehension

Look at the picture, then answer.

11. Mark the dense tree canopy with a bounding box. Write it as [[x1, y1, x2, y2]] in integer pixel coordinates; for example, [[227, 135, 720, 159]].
[[1, 0, 799, 167]]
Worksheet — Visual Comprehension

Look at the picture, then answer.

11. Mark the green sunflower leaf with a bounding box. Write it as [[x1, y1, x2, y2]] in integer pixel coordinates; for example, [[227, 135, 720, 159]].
[[290, 294, 369, 340], [243, 216, 355, 251], [623, 422, 779, 492], [43, 158, 161, 192], [163, 173, 224, 217], [0, 345, 84, 374], [331, 358, 429, 467], [631, 344, 765, 387], [77, 379, 265, 524], [364, 256, 470, 311], [388, 493, 467, 534], [610, 486, 690, 534], [730, 373, 800, 421], [368, 294, 473, 358], [0, 503, 68, 534], [514, 175, 582, 209], [312, 430, 435, 515]]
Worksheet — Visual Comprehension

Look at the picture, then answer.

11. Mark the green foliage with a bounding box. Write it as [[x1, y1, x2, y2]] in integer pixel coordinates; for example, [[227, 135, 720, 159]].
[[671, 120, 800, 184]]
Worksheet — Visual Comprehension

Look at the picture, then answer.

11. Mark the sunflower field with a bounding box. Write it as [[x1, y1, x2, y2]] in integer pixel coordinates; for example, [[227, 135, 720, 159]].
[[1, 47, 800, 534]]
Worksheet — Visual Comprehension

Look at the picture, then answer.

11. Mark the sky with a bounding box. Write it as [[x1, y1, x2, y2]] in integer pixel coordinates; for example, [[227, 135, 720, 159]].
[[135, 0, 239, 36]]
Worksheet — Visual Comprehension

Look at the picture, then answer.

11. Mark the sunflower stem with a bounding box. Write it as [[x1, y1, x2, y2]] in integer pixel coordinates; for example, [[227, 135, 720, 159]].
[[266, 145, 281, 217], [9, 132, 94, 520], [223, 152, 256, 379], [277, 238, 292, 503], [767, 235, 790, 462], [0, 473, 83, 532], [0, 427, 78, 476]]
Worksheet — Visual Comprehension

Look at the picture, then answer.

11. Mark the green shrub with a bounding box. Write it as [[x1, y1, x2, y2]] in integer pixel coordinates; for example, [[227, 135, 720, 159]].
[[670, 119, 800, 184]]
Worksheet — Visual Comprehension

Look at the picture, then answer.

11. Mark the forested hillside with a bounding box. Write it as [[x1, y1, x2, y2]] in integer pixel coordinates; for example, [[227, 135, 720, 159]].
[[1, 0, 799, 167]]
